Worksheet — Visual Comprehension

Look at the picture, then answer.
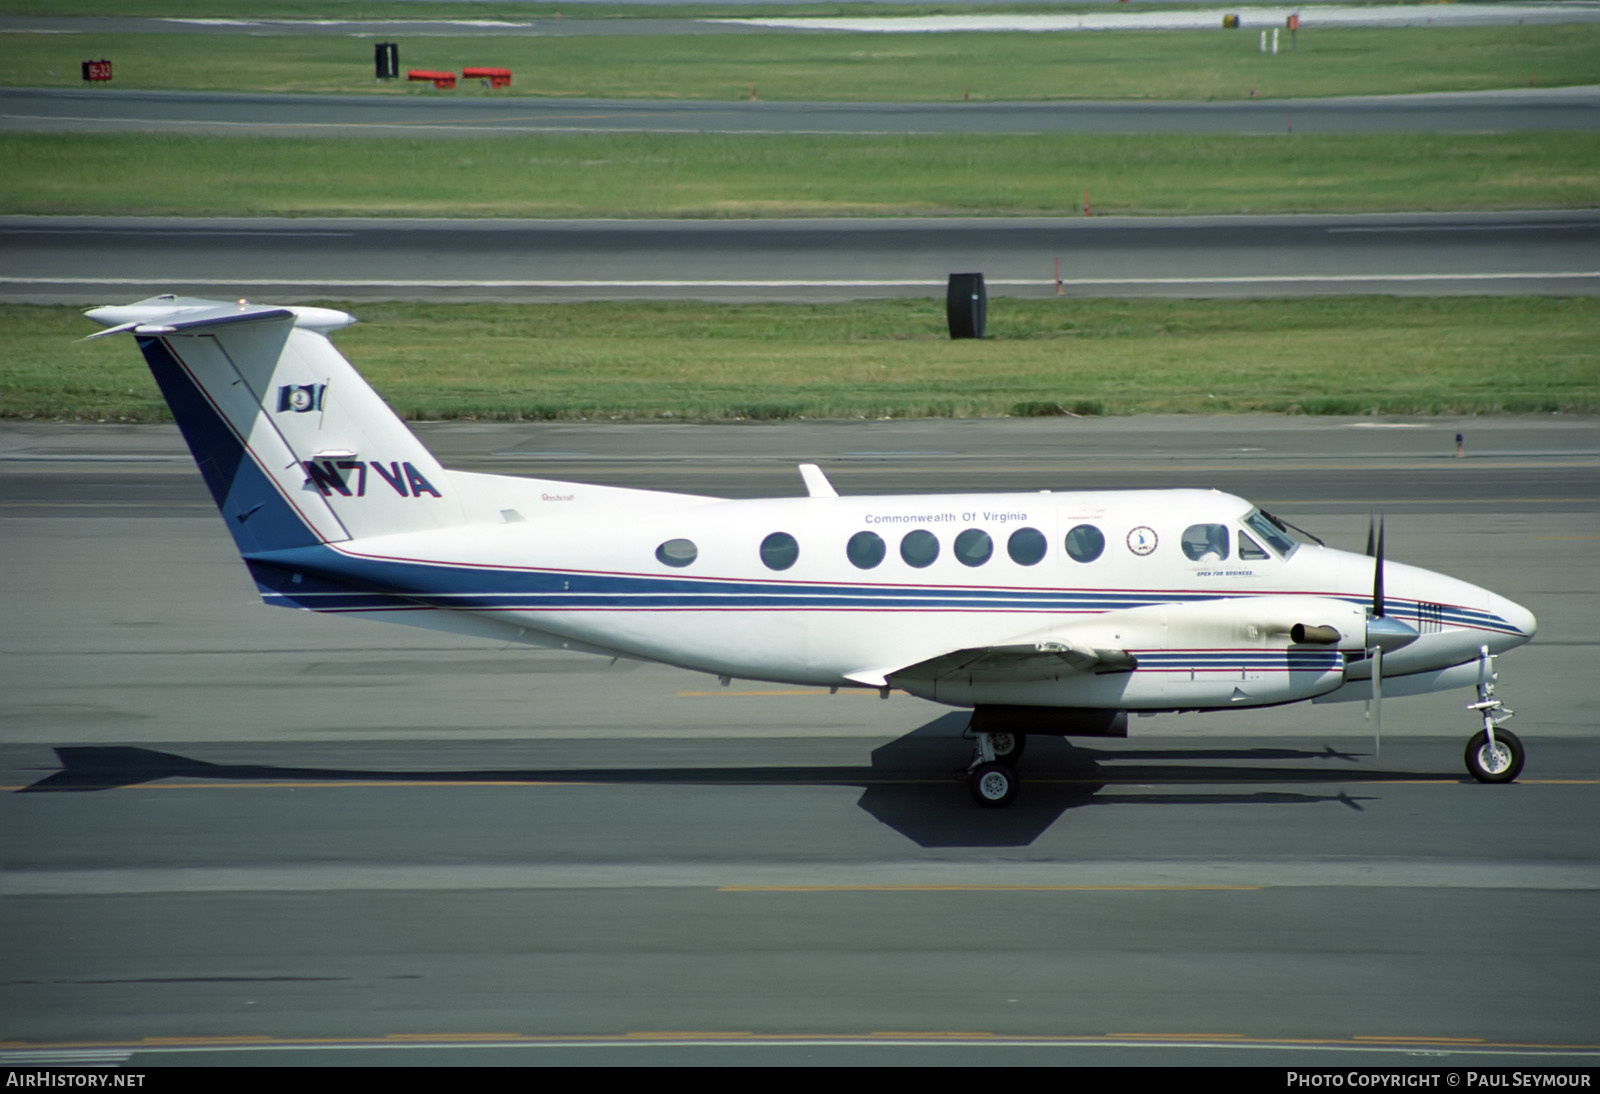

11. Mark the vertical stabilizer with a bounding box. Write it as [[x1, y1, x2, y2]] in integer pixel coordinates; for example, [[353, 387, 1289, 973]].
[[86, 297, 463, 553]]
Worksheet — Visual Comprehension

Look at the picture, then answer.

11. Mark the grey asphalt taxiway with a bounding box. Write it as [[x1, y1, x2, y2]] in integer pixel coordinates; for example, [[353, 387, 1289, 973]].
[[6, 85, 1598, 137], [2, 416, 1596, 1065], [6, 209, 1597, 303]]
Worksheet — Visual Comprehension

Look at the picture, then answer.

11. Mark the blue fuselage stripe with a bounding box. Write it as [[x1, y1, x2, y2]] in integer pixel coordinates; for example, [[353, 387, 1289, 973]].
[[244, 545, 1521, 637]]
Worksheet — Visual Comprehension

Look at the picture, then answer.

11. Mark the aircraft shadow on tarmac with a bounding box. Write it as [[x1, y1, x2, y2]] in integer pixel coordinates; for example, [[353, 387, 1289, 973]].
[[23, 716, 1446, 847]]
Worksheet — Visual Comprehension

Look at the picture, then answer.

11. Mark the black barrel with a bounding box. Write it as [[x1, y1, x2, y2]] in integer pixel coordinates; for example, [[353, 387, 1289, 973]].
[[375, 42, 400, 80], [946, 272, 987, 340]]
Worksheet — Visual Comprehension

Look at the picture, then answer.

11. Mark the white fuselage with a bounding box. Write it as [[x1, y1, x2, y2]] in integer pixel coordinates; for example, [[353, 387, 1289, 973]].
[[275, 480, 1536, 713]]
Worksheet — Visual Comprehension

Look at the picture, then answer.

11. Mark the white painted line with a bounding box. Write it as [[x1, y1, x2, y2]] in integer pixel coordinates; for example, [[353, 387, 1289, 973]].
[[2, 227, 354, 237], [1328, 224, 1581, 234], [160, 18, 537, 28], [13, 277, 946, 288], [0, 1049, 135, 1066], [4, 1038, 1592, 1062], [1052, 272, 1600, 285], [5, 859, 1595, 895]]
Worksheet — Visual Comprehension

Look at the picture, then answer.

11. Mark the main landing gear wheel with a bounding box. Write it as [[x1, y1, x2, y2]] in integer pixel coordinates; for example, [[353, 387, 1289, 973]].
[[989, 731, 1026, 762], [969, 762, 1019, 808], [1465, 728, 1524, 784]]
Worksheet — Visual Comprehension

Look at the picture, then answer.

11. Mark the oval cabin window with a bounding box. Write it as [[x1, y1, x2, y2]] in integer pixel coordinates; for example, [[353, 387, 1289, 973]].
[[1064, 524, 1105, 563], [759, 531, 800, 571], [899, 529, 940, 569], [847, 530, 886, 570], [1007, 526, 1047, 566], [953, 528, 993, 567], [655, 538, 698, 568]]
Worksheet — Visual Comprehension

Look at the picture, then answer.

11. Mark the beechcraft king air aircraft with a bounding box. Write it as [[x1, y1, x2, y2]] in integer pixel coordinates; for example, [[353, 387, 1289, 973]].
[[86, 296, 1538, 807]]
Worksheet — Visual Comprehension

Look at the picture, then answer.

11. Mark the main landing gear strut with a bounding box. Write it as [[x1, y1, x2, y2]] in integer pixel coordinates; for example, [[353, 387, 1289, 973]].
[[965, 728, 1025, 807], [1464, 645, 1524, 783]]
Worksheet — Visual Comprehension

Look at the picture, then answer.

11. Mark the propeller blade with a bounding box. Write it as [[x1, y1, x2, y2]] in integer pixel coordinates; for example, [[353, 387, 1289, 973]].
[[1372, 646, 1382, 760], [1365, 513, 1376, 558], [1372, 516, 1386, 619]]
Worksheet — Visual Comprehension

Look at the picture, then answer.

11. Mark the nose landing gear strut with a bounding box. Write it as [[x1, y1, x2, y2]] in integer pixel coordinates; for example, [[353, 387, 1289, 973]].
[[1465, 645, 1523, 783]]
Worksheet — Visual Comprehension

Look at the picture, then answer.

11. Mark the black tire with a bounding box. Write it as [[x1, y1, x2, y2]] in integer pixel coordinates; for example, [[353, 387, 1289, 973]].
[[969, 762, 1019, 808], [1465, 728, 1524, 784], [990, 731, 1026, 762]]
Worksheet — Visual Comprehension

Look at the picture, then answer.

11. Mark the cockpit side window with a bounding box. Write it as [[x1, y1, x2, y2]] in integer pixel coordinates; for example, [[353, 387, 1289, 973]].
[[1243, 510, 1298, 557], [1238, 531, 1269, 561], [1181, 523, 1230, 562]]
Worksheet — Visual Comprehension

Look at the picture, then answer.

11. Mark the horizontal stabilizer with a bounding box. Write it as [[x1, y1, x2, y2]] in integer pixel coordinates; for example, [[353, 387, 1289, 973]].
[[130, 304, 295, 334], [85, 295, 356, 335]]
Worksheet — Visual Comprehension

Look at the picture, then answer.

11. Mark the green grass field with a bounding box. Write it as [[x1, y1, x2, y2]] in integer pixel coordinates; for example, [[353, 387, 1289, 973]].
[[8, 131, 1597, 218], [10, 298, 1596, 422], [4, 6, 1594, 421], [0, 1, 1197, 16], [5, 25, 1594, 101]]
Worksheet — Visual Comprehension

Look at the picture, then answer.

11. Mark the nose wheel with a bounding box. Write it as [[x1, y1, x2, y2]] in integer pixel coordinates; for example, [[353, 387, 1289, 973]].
[[1465, 727, 1523, 783], [1464, 646, 1523, 784]]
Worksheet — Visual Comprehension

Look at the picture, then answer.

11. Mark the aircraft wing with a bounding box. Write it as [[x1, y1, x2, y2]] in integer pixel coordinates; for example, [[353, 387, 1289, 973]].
[[889, 639, 1135, 685], [842, 635, 1134, 688], [856, 594, 1368, 692]]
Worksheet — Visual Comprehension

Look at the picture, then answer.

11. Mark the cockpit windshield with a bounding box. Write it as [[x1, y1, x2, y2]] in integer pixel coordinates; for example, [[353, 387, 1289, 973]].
[[1243, 509, 1301, 558]]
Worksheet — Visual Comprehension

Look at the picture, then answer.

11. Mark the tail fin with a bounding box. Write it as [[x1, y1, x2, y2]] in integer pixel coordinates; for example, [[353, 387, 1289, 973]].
[[86, 296, 461, 554]]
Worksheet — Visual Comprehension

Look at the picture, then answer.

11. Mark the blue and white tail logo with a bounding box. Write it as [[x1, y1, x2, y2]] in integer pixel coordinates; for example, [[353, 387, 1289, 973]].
[[276, 383, 326, 414]]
